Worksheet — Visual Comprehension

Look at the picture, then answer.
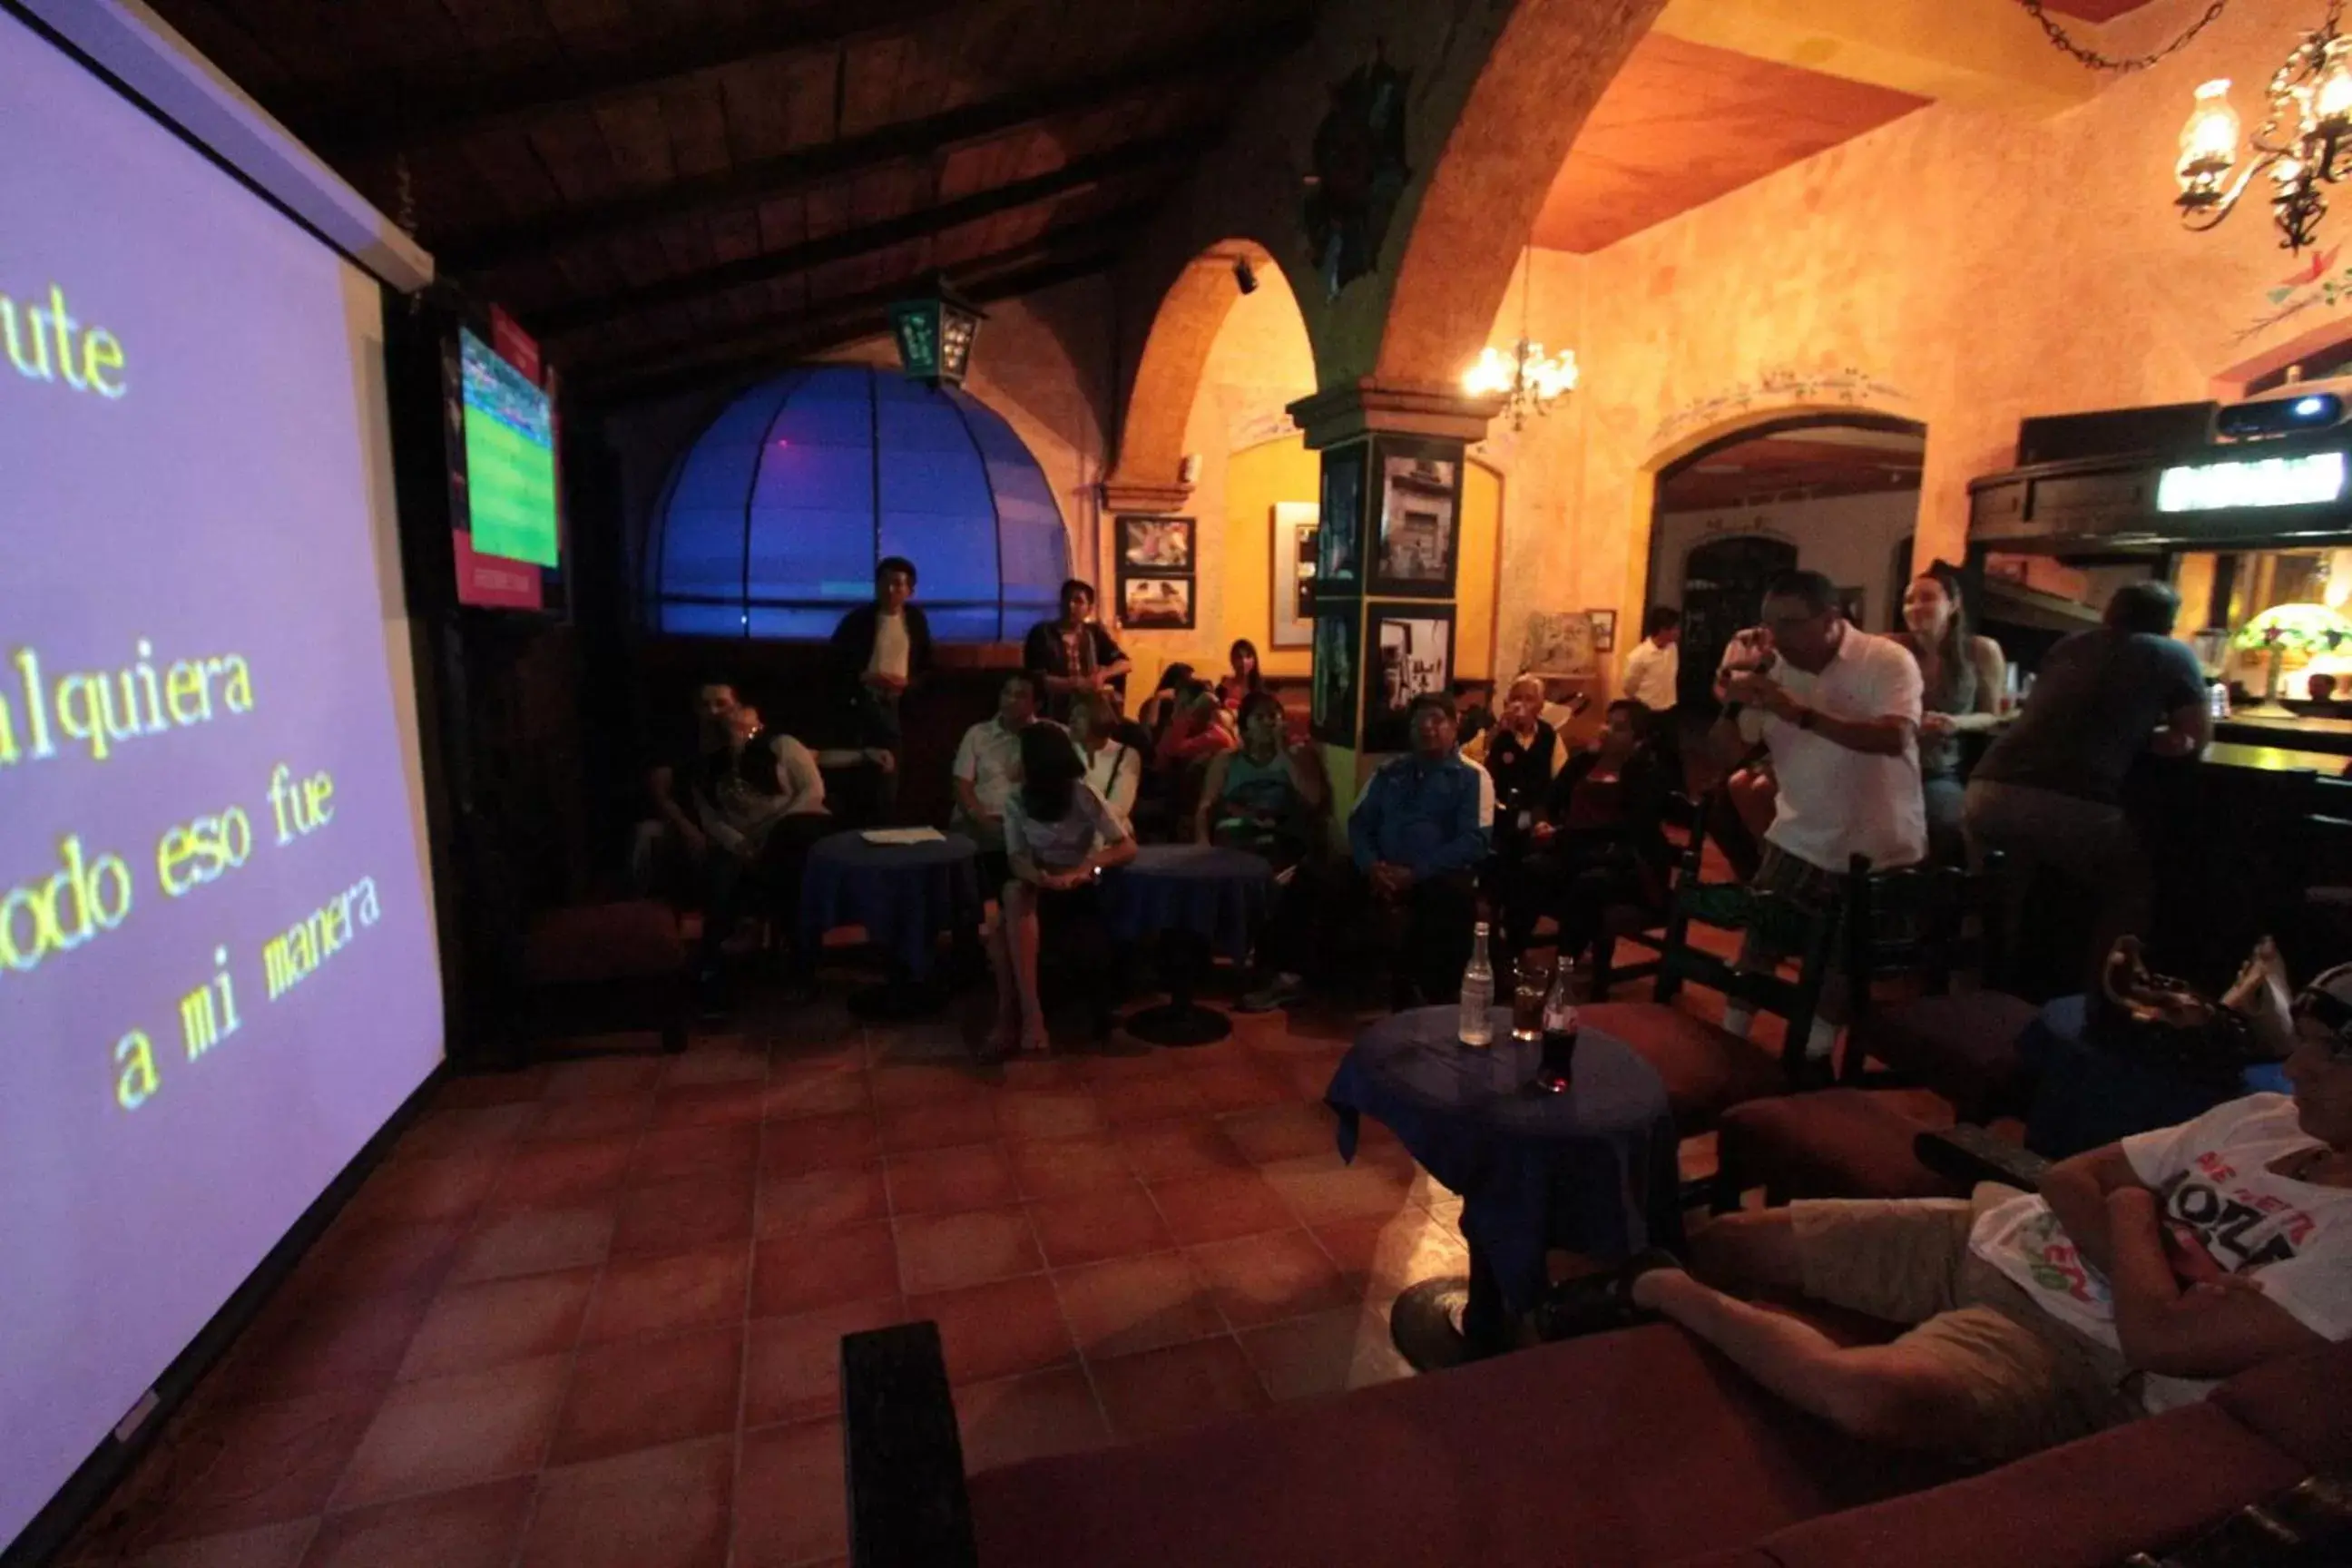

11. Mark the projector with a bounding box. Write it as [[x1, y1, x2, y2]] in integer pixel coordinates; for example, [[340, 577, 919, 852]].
[[2213, 377, 2352, 443]]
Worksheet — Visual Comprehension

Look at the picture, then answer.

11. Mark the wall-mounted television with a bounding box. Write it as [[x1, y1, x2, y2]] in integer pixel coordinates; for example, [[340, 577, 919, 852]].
[[441, 309, 565, 611]]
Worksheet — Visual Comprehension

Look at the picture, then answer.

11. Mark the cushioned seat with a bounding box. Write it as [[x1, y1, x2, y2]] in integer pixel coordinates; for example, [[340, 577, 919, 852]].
[[1585, 1000, 1788, 1132], [1716, 1089, 1965, 1203], [964, 1323, 1950, 1568], [1857, 991, 2039, 1120]]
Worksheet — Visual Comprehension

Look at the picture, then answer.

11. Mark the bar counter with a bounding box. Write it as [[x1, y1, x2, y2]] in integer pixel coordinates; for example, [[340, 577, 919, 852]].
[[2213, 710, 2352, 759]]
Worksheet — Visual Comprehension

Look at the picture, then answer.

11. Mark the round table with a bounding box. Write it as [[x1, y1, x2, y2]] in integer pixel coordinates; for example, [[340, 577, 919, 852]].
[[798, 831, 982, 1016], [1100, 844, 1270, 1046], [1326, 1007, 1682, 1361]]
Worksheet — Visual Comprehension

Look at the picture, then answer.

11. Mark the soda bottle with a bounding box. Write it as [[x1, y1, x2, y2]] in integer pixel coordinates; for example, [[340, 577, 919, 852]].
[[1458, 922, 1494, 1048], [1535, 953, 1582, 1093]]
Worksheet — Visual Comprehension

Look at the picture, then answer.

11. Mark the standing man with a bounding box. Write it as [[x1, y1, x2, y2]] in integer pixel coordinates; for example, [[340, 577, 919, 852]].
[[953, 671, 1043, 896], [1712, 569, 1926, 1060], [829, 556, 932, 816], [1965, 580, 2210, 996], [1621, 606, 1684, 785], [1350, 692, 1494, 1010], [1024, 579, 1132, 722]]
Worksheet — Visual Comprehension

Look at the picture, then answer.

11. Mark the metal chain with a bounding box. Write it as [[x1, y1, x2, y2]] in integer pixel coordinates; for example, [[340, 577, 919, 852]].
[[2014, 0, 2231, 74]]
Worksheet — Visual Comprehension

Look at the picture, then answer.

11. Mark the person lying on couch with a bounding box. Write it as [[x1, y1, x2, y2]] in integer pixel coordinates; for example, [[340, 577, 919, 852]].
[[1563, 964, 2352, 1464]]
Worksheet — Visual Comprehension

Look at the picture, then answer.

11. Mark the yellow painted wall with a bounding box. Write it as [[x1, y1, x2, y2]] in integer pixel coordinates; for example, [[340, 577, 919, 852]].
[[1221, 436, 1321, 681], [1458, 460, 1500, 681]]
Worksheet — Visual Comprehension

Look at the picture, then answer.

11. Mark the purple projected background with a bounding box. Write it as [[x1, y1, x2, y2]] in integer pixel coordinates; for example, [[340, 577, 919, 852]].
[[0, 11, 443, 1548]]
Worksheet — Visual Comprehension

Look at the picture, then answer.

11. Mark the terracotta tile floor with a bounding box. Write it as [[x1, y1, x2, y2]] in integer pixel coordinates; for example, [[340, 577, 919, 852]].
[[64, 985, 1555, 1568]]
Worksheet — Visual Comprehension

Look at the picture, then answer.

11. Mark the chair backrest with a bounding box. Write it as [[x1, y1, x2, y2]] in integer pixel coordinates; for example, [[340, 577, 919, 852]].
[[1843, 851, 2010, 998], [1653, 832, 1839, 1076]]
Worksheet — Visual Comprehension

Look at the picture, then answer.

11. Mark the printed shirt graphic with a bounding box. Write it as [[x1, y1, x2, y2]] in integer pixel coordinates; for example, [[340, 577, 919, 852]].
[[1969, 1094, 2352, 1407]]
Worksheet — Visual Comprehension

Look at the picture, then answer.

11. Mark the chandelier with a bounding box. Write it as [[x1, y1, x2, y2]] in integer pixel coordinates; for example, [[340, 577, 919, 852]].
[[1462, 245, 1578, 430], [2175, 2, 2352, 252]]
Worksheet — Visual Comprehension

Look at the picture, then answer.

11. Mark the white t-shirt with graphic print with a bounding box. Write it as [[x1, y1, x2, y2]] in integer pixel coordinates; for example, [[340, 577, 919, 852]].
[[1969, 1093, 2352, 1409]]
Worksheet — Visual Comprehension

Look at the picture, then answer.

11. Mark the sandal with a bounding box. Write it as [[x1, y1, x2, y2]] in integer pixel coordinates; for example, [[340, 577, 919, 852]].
[[1534, 1249, 1681, 1343]]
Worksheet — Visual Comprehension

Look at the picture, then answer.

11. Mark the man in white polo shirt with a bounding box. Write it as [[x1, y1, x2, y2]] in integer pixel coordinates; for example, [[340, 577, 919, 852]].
[[1710, 568, 1926, 1058]]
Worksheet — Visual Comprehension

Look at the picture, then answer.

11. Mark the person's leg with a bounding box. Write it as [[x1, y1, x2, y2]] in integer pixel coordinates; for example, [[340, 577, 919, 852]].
[[1553, 861, 1642, 965], [1921, 775, 1967, 867], [1965, 782, 2146, 996], [985, 880, 1021, 1051], [1006, 881, 1047, 1050], [1406, 871, 1478, 1006], [1629, 1271, 2015, 1450], [1242, 860, 1314, 1008]]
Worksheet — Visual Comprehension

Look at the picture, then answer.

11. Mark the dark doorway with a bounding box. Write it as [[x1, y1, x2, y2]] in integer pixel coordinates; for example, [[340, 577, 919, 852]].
[[1678, 534, 1798, 708]]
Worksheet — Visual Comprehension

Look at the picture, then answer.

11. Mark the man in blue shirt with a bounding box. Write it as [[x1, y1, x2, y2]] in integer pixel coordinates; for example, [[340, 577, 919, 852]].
[[1350, 691, 1494, 1008]]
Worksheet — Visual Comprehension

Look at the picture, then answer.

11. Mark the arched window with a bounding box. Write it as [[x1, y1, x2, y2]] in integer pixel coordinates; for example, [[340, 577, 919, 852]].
[[642, 364, 1067, 642]]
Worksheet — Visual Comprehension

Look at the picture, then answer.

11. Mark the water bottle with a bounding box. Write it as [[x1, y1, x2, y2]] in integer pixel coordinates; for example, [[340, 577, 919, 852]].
[[1458, 922, 1494, 1048]]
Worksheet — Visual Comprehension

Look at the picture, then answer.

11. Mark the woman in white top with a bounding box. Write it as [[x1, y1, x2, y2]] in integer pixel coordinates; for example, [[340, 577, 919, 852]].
[[1070, 689, 1142, 825], [988, 721, 1138, 1054]]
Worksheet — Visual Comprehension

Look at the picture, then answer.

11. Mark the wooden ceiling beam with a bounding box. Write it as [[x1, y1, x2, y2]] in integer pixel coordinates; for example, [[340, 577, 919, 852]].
[[575, 250, 1118, 406], [568, 204, 1152, 381], [440, 11, 1313, 272], [534, 131, 1203, 337], [299, 0, 967, 161]]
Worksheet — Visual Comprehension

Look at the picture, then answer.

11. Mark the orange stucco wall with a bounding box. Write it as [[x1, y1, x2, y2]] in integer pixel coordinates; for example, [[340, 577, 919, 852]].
[[1479, 0, 2350, 687]]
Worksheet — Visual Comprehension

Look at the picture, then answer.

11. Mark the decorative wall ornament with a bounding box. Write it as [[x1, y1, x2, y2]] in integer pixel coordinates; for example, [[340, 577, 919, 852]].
[[2238, 244, 2352, 338], [1652, 368, 1913, 446], [1302, 48, 1413, 302]]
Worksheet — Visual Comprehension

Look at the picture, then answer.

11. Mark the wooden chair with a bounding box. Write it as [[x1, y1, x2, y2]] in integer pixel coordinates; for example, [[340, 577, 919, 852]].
[[1716, 854, 2038, 1207], [1585, 790, 1701, 998], [1583, 839, 1840, 1208]]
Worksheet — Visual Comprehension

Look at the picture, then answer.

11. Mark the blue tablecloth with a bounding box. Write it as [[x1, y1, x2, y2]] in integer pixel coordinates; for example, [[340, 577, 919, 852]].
[[798, 831, 981, 981], [2019, 995, 2292, 1159], [1327, 1007, 1683, 1316], [1101, 844, 1270, 964]]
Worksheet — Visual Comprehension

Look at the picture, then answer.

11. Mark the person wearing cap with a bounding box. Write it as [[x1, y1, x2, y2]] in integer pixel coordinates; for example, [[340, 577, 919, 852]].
[[1540, 960, 2352, 1464]]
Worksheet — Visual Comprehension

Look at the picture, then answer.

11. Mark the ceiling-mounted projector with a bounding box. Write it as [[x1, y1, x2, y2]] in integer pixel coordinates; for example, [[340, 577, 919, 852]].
[[2213, 376, 2352, 443]]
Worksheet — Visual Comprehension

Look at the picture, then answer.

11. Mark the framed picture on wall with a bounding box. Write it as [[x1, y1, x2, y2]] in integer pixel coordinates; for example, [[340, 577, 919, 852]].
[[1369, 438, 1462, 599], [1586, 608, 1617, 654], [1271, 501, 1318, 649], [1121, 574, 1194, 630], [1310, 610, 1361, 745], [1317, 443, 1366, 593], [1117, 514, 1193, 572], [1365, 603, 1456, 751]]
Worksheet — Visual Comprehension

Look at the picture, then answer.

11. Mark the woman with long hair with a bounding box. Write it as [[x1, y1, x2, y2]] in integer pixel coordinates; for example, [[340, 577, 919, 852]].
[[1217, 639, 1264, 710], [987, 721, 1137, 1054], [1892, 568, 2007, 861]]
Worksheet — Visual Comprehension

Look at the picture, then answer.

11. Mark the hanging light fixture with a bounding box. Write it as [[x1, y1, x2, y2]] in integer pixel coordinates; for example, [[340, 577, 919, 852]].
[[2172, 2, 2352, 252], [888, 275, 985, 387], [1462, 245, 1578, 430]]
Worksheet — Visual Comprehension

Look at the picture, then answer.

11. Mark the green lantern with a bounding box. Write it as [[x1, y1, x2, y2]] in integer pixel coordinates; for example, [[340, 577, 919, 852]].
[[888, 277, 985, 387]]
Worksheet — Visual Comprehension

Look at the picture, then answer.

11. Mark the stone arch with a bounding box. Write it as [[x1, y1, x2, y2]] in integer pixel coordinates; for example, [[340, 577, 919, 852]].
[[1371, 0, 1668, 391], [1106, 238, 1295, 501]]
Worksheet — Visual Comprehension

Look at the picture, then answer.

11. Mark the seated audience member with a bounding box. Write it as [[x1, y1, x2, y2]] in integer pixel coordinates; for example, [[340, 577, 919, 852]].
[[693, 702, 833, 1003], [1156, 679, 1237, 781], [1454, 679, 1498, 751], [1891, 568, 2006, 863], [1475, 675, 1560, 956], [1565, 964, 2352, 1464], [952, 672, 1041, 893], [1965, 580, 2210, 996], [1024, 578, 1132, 722], [1201, 693, 1330, 1013], [828, 555, 931, 809], [1072, 690, 1143, 825], [988, 723, 1138, 1054], [1137, 662, 1198, 740], [1216, 638, 1265, 710], [638, 681, 740, 896], [1509, 699, 1674, 969], [1350, 692, 1494, 1008]]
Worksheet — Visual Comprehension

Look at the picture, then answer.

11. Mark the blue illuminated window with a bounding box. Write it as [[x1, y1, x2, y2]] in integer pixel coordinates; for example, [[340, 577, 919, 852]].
[[642, 365, 1069, 641]]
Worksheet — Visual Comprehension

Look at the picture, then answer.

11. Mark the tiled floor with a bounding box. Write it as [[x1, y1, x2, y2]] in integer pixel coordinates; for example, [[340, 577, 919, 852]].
[[65, 991, 1505, 1568]]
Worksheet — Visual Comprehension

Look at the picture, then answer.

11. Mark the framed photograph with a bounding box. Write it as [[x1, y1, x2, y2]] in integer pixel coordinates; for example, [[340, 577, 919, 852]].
[[1518, 610, 1598, 679], [1369, 438, 1462, 599], [1310, 610, 1362, 746], [1365, 604, 1456, 752], [1316, 443, 1366, 593], [1271, 501, 1318, 650], [1586, 608, 1617, 654], [1120, 574, 1194, 631], [1117, 514, 1193, 571]]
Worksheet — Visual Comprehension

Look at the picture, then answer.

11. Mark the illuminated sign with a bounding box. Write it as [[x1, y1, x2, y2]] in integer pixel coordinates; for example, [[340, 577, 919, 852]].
[[2157, 449, 2347, 513]]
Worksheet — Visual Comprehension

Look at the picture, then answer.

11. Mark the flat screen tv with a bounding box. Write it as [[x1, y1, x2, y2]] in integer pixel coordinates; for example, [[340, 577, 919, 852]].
[[443, 313, 564, 610]]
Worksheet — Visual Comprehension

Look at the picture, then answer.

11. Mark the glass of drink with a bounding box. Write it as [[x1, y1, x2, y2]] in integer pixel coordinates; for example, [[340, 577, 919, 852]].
[[1511, 956, 1550, 1044]]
